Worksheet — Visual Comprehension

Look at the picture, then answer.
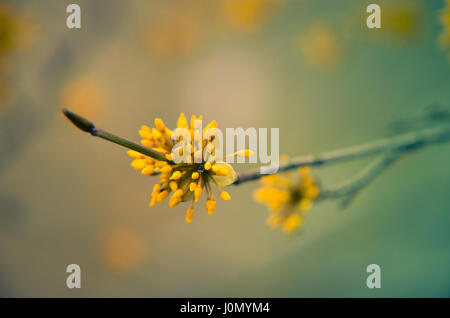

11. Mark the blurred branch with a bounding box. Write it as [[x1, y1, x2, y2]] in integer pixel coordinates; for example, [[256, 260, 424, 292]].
[[387, 104, 450, 134], [62, 108, 450, 200], [319, 150, 402, 208], [233, 124, 450, 185]]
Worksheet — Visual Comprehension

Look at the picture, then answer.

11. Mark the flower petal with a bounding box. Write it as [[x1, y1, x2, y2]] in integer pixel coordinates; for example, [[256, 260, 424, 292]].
[[212, 163, 237, 187]]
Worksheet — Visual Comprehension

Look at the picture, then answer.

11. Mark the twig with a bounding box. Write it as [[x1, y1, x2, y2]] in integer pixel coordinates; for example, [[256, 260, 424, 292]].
[[320, 150, 402, 208], [388, 104, 450, 134], [62, 108, 450, 188], [232, 125, 450, 185], [62, 108, 169, 162]]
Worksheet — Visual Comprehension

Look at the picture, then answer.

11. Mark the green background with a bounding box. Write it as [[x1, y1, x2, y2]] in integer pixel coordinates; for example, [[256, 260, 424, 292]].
[[0, 0, 449, 297]]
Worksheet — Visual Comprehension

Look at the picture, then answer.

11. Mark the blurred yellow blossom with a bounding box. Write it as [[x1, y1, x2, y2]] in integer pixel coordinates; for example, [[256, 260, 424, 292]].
[[128, 113, 252, 222], [0, 4, 36, 110], [144, 9, 203, 57], [0, 4, 35, 60], [222, 0, 282, 33], [298, 23, 342, 68], [439, 0, 450, 52], [379, 1, 426, 42], [253, 166, 320, 234], [61, 76, 106, 120], [100, 227, 147, 274]]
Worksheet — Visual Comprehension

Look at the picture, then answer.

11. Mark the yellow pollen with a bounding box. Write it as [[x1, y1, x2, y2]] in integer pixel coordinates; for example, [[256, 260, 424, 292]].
[[206, 200, 216, 215], [127, 150, 143, 159], [299, 166, 310, 175], [169, 181, 178, 192], [131, 159, 148, 171], [156, 190, 169, 202], [160, 166, 173, 174], [192, 172, 199, 180], [139, 130, 152, 140], [204, 162, 211, 170], [237, 149, 254, 158], [190, 115, 198, 129], [153, 147, 167, 154], [170, 171, 182, 180], [190, 182, 197, 191], [141, 139, 153, 147], [193, 120, 202, 129], [155, 161, 167, 168], [169, 196, 182, 208], [152, 128, 162, 140], [186, 208, 194, 223], [152, 184, 161, 193], [194, 188, 202, 202], [141, 165, 154, 175], [299, 198, 312, 211], [177, 113, 188, 129], [173, 189, 184, 198], [306, 186, 319, 199], [204, 120, 217, 131], [283, 214, 302, 234], [218, 168, 229, 176], [154, 118, 166, 131], [220, 191, 231, 201]]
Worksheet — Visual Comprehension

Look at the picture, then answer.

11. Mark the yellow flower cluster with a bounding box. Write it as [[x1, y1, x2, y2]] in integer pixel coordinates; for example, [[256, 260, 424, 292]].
[[253, 166, 320, 234], [298, 23, 342, 68], [144, 10, 202, 57], [440, 0, 450, 51], [380, 1, 425, 41], [61, 76, 105, 120], [128, 113, 251, 223], [100, 227, 146, 274], [0, 4, 34, 60], [222, 0, 282, 33], [0, 4, 35, 109]]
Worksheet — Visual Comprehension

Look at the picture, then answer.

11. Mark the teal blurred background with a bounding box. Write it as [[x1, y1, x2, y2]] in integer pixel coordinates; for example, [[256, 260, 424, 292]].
[[0, 0, 449, 297]]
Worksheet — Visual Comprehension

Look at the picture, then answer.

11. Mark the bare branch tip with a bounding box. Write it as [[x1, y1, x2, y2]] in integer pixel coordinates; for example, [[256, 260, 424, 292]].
[[62, 108, 96, 134]]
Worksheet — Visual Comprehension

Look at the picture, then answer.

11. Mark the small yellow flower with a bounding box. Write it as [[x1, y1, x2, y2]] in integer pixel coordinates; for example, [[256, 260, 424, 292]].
[[364, 1, 426, 44], [144, 9, 202, 57], [0, 4, 36, 109], [253, 166, 320, 234], [298, 23, 342, 68], [0, 4, 35, 59], [439, 0, 450, 52], [206, 199, 216, 215], [61, 76, 106, 121], [186, 207, 194, 223], [128, 113, 248, 223], [220, 190, 231, 201], [222, 0, 282, 33], [382, 1, 425, 41], [100, 227, 146, 274]]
